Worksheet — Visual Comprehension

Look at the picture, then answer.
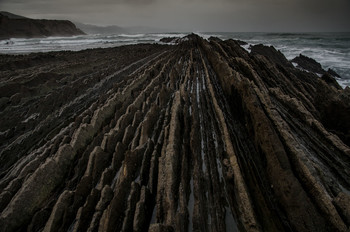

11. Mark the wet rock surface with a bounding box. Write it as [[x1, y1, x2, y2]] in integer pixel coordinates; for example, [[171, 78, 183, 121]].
[[160, 37, 181, 43], [291, 54, 341, 79], [291, 54, 326, 74], [0, 34, 349, 232]]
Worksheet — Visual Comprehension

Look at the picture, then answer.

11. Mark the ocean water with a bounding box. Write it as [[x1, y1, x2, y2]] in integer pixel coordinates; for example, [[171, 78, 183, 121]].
[[0, 32, 349, 88]]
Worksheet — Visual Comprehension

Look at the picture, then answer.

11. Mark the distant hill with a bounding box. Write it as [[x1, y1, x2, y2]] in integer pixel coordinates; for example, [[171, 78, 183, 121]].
[[0, 11, 85, 39], [0, 11, 28, 19], [74, 22, 166, 35]]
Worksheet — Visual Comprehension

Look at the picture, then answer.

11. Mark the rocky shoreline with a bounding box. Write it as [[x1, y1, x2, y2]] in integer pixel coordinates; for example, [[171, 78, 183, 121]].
[[0, 34, 349, 232]]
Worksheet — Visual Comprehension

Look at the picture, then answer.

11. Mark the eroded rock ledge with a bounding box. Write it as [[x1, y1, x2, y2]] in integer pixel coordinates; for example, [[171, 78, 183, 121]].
[[0, 34, 349, 232]]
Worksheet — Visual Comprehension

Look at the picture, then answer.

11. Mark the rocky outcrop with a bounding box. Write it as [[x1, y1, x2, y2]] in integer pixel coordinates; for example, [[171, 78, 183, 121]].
[[291, 54, 326, 74], [291, 54, 341, 79], [159, 37, 180, 43], [250, 44, 293, 68], [0, 34, 349, 232], [0, 11, 84, 39]]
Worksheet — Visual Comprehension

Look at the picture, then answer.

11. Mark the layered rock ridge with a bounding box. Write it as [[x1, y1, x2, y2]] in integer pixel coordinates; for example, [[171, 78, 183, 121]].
[[0, 34, 349, 232]]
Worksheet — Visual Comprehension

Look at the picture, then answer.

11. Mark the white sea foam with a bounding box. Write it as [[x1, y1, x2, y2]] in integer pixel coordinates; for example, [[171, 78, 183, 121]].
[[241, 43, 251, 52], [118, 33, 145, 37], [337, 78, 350, 89]]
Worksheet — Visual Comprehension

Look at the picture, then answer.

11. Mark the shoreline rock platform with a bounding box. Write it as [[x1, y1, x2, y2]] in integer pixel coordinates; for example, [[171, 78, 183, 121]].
[[0, 34, 349, 231]]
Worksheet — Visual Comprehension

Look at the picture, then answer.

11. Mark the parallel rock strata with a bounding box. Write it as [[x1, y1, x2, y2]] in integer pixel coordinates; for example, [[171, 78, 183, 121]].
[[0, 34, 349, 232]]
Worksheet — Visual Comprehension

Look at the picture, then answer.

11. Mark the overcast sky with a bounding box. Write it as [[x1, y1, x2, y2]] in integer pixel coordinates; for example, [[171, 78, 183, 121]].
[[1, 0, 349, 32]]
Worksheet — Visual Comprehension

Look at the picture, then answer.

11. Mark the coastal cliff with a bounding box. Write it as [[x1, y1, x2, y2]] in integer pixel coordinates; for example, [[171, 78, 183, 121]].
[[0, 11, 85, 39], [0, 34, 349, 232]]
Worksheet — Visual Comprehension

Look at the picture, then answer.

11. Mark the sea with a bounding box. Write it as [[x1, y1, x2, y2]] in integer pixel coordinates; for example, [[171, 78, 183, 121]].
[[0, 32, 349, 88]]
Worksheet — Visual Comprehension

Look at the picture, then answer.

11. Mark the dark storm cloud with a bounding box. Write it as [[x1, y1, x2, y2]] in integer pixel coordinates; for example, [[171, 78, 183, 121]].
[[0, 0, 349, 31]]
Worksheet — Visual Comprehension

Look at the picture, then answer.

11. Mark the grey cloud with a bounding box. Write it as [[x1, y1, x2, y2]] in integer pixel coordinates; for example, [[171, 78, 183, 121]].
[[0, 0, 349, 31]]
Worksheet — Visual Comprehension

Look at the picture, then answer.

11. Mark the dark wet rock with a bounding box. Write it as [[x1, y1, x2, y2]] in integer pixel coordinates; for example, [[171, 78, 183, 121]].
[[148, 224, 175, 232], [235, 39, 248, 45], [9, 93, 22, 105], [28, 208, 52, 232], [160, 37, 180, 43], [0, 97, 9, 109], [315, 86, 350, 146], [292, 55, 343, 81], [321, 73, 342, 89], [334, 192, 350, 225], [43, 190, 74, 232], [291, 54, 325, 74], [0, 35, 349, 232], [208, 36, 222, 42], [327, 68, 341, 78], [250, 44, 293, 68], [73, 188, 100, 232], [133, 186, 152, 231]]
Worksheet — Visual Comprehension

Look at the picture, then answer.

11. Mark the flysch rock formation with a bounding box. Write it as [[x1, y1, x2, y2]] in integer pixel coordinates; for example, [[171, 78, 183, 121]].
[[0, 34, 350, 232]]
